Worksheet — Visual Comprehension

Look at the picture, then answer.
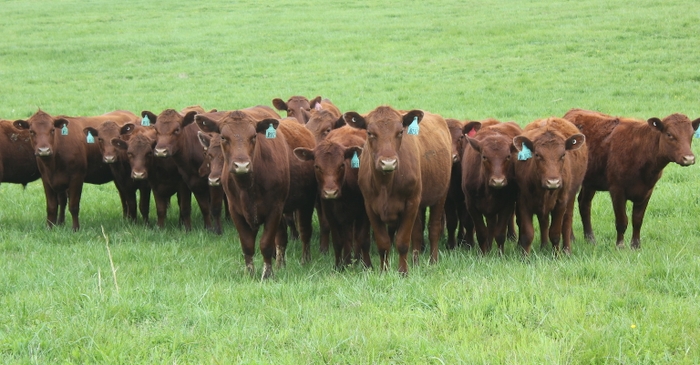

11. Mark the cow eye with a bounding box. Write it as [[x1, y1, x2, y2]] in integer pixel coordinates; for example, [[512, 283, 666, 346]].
[[174, 129, 180, 135], [367, 132, 375, 139], [49, 129, 55, 135], [397, 130, 403, 138], [560, 154, 565, 160], [505, 155, 511, 161], [314, 165, 321, 172], [666, 132, 674, 140], [30, 131, 36, 136], [481, 155, 487, 161]]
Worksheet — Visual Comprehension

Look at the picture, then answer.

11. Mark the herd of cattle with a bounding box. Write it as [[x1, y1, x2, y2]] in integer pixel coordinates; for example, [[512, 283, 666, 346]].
[[1, 96, 699, 277]]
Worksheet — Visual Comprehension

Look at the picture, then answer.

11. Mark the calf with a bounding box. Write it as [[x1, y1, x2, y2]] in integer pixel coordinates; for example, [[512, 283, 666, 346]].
[[461, 120, 522, 254], [293, 126, 371, 269], [13, 110, 139, 230], [345, 106, 452, 274], [444, 118, 474, 249], [111, 127, 193, 230], [273, 95, 340, 124], [512, 117, 587, 254], [563, 108, 700, 248], [195, 112, 317, 279], [0, 120, 40, 187], [83, 120, 151, 223]]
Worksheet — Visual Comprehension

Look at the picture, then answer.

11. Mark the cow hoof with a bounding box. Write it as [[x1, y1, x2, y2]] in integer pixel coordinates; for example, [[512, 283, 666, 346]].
[[261, 264, 273, 280], [245, 263, 255, 277], [616, 242, 626, 249]]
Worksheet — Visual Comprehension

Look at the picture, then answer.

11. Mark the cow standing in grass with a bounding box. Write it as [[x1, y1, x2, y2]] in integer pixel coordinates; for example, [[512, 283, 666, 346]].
[[0, 119, 40, 188], [563, 108, 700, 249]]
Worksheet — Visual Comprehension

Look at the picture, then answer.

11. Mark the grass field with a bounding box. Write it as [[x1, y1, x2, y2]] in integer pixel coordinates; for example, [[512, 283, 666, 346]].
[[2, 0, 700, 363]]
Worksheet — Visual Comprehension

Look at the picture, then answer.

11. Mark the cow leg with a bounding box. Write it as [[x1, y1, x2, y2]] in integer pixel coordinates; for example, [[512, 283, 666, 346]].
[[548, 201, 567, 254], [193, 190, 212, 231], [411, 215, 424, 266], [316, 198, 330, 254], [494, 203, 515, 255], [356, 213, 372, 268], [275, 219, 288, 269], [284, 213, 299, 240], [516, 204, 535, 255], [115, 183, 130, 220], [561, 196, 576, 254], [209, 186, 224, 235], [367, 208, 391, 272], [610, 189, 628, 248], [445, 198, 458, 250], [578, 186, 597, 243], [177, 186, 192, 232], [630, 197, 651, 249], [138, 185, 151, 224], [297, 204, 315, 265], [154, 191, 169, 228], [42, 180, 60, 228], [57, 190, 68, 226], [427, 199, 446, 265], [67, 179, 85, 232], [230, 211, 258, 277], [506, 212, 517, 241], [399, 199, 420, 274], [459, 203, 475, 248], [537, 213, 550, 251]]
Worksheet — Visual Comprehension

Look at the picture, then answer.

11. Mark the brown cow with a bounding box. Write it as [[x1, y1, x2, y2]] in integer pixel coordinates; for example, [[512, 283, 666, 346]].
[[0, 120, 40, 187], [444, 118, 474, 249], [273, 95, 341, 124], [293, 126, 371, 269], [563, 108, 700, 248], [195, 112, 317, 279], [111, 126, 194, 230], [461, 120, 522, 254], [83, 120, 151, 223], [512, 117, 587, 254], [13, 109, 139, 230], [345, 106, 452, 274]]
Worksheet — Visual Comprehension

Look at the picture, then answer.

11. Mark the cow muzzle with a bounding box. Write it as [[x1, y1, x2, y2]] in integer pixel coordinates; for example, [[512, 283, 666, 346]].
[[36, 147, 52, 157], [680, 154, 695, 166], [208, 176, 221, 186], [103, 155, 117, 163], [231, 161, 251, 175], [322, 189, 339, 199], [544, 178, 561, 190], [132, 171, 147, 180], [489, 177, 507, 188], [154, 148, 169, 158], [452, 153, 460, 163], [379, 158, 398, 172]]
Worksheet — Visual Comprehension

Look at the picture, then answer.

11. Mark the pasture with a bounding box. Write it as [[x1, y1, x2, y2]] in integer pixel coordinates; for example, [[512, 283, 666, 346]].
[[1, 0, 700, 363]]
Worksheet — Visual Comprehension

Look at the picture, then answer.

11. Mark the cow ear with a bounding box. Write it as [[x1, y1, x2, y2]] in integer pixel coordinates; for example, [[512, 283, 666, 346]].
[[83, 127, 98, 138], [182, 111, 198, 127], [299, 108, 312, 124], [197, 131, 212, 150], [310, 96, 322, 109], [402, 110, 424, 128], [463, 121, 482, 137], [208, 109, 218, 113], [466, 136, 482, 153], [198, 163, 210, 178], [195, 115, 220, 133], [333, 116, 347, 129], [293, 147, 315, 161], [566, 134, 585, 151], [13, 120, 29, 130], [111, 138, 128, 151], [256, 119, 280, 134], [513, 136, 534, 153], [344, 146, 363, 160], [141, 111, 158, 124], [344, 112, 367, 130], [272, 98, 288, 111], [691, 118, 700, 132], [54, 118, 69, 129], [648, 117, 664, 132], [120, 123, 137, 136]]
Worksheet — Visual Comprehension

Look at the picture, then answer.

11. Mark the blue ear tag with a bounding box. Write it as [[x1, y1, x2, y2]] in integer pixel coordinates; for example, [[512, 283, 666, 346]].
[[694, 128, 700, 139], [141, 115, 151, 126], [407, 116, 419, 135], [86, 131, 95, 143], [265, 124, 277, 139], [351, 151, 360, 168], [61, 124, 69, 136], [518, 143, 532, 161]]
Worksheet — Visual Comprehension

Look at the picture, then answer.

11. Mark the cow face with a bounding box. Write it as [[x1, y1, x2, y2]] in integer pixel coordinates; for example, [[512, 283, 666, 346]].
[[13, 110, 66, 157], [345, 107, 423, 173], [84, 121, 122, 163], [272, 96, 321, 124], [305, 110, 346, 144], [513, 132, 585, 190], [467, 135, 515, 188], [112, 134, 155, 180], [197, 132, 224, 186], [151, 109, 197, 158], [294, 142, 362, 199], [648, 114, 700, 166]]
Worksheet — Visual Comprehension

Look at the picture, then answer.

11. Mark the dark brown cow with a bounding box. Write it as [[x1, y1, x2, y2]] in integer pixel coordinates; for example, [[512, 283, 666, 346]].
[[461, 120, 522, 254], [13, 109, 139, 230], [0, 120, 40, 187], [195, 112, 317, 279], [345, 106, 452, 274], [273, 96, 340, 124], [444, 118, 474, 249], [83, 120, 151, 223], [111, 126, 193, 230], [563, 108, 700, 248], [293, 126, 371, 269], [512, 117, 587, 254]]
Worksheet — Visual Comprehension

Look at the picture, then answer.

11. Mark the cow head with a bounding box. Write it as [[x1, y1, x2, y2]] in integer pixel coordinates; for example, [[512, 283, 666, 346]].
[[13, 110, 69, 158], [305, 109, 346, 144], [272, 95, 321, 124], [196, 111, 279, 176], [648, 114, 700, 166], [294, 140, 363, 200], [83, 120, 124, 163], [112, 134, 156, 180], [197, 131, 225, 186], [466, 132, 516, 189], [345, 107, 423, 173], [150, 109, 197, 158], [513, 130, 585, 190]]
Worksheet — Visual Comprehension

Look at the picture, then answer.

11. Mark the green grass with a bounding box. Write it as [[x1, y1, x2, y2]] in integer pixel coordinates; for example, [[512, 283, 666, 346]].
[[2, 0, 700, 363]]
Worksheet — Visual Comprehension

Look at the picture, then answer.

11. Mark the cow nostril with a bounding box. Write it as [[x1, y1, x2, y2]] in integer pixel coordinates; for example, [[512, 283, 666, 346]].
[[682, 155, 695, 165]]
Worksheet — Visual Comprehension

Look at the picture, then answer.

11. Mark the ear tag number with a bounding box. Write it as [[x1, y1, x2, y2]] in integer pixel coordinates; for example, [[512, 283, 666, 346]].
[[266, 124, 277, 139], [141, 115, 151, 126], [86, 131, 95, 143], [351, 151, 360, 168], [407, 117, 419, 135], [61, 125, 69, 136], [518, 143, 532, 161]]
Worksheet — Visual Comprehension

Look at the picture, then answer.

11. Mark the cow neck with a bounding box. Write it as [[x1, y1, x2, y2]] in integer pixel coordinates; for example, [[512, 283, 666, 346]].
[[171, 124, 201, 171]]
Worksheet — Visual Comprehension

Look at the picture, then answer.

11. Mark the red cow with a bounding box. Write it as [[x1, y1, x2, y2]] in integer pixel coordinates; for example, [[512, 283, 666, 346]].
[[111, 126, 193, 230], [83, 120, 151, 223], [273, 95, 341, 124], [461, 120, 522, 254], [512, 117, 587, 254], [563, 108, 700, 248], [13, 109, 139, 230], [293, 126, 371, 269], [0, 119, 40, 187], [345, 106, 452, 274], [195, 112, 317, 279], [444, 118, 474, 249]]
